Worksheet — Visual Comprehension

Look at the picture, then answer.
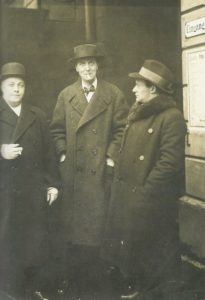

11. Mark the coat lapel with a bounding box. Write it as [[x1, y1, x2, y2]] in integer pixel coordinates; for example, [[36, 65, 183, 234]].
[[76, 80, 109, 130], [12, 103, 36, 143], [69, 81, 88, 116], [0, 98, 18, 128]]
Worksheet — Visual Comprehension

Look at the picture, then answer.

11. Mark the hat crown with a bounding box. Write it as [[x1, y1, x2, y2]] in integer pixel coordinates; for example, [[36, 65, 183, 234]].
[[1, 62, 25, 78], [68, 44, 104, 64], [142, 60, 174, 83], [74, 44, 99, 58]]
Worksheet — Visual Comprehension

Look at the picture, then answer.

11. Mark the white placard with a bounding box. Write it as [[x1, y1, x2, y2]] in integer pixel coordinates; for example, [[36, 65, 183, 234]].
[[24, 0, 38, 9], [187, 48, 205, 127], [185, 17, 205, 38]]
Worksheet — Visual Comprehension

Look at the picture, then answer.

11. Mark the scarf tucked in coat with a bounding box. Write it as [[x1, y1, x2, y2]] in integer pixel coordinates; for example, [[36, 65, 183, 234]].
[[120, 95, 177, 152], [128, 95, 176, 122]]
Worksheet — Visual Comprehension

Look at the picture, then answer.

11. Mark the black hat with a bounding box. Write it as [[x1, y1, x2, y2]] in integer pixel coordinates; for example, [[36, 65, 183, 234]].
[[1, 62, 26, 80], [68, 44, 104, 64]]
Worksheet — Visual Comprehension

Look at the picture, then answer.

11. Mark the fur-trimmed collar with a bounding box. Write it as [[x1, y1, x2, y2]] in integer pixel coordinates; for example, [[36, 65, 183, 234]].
[[128, 95, 176, 122]]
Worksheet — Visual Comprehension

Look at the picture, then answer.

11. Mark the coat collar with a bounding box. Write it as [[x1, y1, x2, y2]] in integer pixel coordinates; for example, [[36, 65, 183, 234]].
[[128, 95, 176, 123], [0, 97, 18, 127], [12, 103, 37, 142], [68, 79, 88, 115], [0, 97, 37, 142], [68, 79, 111, 130]]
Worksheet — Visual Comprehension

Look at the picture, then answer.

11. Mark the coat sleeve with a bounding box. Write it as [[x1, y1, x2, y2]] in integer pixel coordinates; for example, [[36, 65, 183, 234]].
[[106, 88, 129, 162], [38, 110, 61, 189], [144, 110, 187, 197], [50, 92, 67, 159]]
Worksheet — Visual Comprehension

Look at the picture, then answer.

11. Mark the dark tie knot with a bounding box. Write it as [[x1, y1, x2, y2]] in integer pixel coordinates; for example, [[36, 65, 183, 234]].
[[83, 85, 95, 95]]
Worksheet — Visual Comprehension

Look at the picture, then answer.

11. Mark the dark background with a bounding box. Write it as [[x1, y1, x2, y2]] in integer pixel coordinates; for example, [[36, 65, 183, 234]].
[[1, 0, 181, 118]]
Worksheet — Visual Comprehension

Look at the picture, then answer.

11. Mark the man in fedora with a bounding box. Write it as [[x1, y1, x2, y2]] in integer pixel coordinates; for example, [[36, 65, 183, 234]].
[[50, 44, 128, 297], [102, 60, 187, 299], [0, 62, 59, 299]]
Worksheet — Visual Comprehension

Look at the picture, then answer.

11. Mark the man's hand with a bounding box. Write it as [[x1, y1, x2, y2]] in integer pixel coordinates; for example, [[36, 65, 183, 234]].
[[0, 144, 23, 160], [60, 154, 66, 162], [47, 187, 58, 206], [106, 157, 115, 167]]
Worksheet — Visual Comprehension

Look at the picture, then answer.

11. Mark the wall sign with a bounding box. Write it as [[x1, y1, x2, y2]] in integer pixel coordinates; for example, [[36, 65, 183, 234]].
[[186, 47, 205, 127], [185, 17, 205, 38]]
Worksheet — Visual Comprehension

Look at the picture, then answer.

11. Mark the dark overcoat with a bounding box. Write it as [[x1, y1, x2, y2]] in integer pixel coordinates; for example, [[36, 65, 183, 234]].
[[0, 98, 59, 269], [50, 79, 128, 246], [101, 95, 187, 286]]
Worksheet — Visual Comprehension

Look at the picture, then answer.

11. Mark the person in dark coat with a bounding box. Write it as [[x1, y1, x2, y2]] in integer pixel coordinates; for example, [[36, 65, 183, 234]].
[[50, 44, 128, 297], [101, 60, 187, 299], [0, 62, 59, 299]]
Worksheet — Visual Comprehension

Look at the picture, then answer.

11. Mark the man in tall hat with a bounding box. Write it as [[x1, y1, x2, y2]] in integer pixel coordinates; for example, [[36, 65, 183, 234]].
[[50, 44, 128, 297], [0, 62, 59, 299], [101, 59, 187, 299]]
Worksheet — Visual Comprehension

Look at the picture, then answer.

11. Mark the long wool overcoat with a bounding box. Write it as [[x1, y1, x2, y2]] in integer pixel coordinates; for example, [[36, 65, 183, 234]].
[[50, 79, 128, 246], [0, 98, 59, 270], [101, 95, 187, 286]]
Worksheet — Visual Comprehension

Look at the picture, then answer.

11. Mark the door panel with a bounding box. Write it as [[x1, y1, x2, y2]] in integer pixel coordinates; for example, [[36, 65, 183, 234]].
[[181, 0, 205, 13], [186, 157, 205, 200], [179, 195, 205, 258], [185, 128, 205, 157]]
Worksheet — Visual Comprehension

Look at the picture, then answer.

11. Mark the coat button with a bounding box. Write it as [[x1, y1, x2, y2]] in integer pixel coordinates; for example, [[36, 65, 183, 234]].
[[91, 169, 96, 175], [92, 148, 98, 156], [116, 177, 123, 183], [139, 155, 144, 161], [92, 129, 97, 134], [148, 128, 154, 134], [132, 186, 137, 193]]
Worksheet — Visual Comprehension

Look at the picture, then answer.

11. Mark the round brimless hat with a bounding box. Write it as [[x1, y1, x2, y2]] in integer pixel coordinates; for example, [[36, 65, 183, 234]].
[[0, 62, 26, 80], [129, 59, 175, 94], [68, 44, 104, 64]]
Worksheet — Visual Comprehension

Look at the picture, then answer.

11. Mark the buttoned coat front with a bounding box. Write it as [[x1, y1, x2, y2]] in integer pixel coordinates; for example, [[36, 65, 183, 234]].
[[0, 98, 59, 270], [101, 95, 187, 285], [50, 79, 128, 246]]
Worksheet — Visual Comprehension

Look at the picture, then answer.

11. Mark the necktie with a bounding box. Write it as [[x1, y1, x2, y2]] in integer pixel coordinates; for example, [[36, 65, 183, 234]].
[[83, 85, 95, 95]]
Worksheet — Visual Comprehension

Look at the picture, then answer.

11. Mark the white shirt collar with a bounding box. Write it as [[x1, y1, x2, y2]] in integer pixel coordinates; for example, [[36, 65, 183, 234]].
[[9, 103, 22, 116], [82, 78, 97, 103], [81, 78, 97, 89]]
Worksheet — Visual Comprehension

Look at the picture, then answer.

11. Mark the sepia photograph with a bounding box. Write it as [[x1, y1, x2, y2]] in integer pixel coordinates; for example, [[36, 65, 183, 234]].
[[0, 0, 205, 299]]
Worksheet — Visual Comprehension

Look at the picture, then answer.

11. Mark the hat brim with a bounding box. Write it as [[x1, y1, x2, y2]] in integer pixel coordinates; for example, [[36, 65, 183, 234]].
[[129, 72, 146, 81], [128, 71, 174, 95], [0, 74, 26, 81], [67, 55, 104, 64]]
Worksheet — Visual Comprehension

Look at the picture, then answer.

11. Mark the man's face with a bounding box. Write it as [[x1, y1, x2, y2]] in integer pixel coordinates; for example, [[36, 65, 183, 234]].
[[1, 77, 25, 107], [75, 58, 98, 83], [132, 79, 154, 104]]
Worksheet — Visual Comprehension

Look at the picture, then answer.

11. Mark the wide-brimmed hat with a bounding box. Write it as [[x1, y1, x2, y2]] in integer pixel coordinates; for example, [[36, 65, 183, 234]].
[[68, 44, 104, 64], [129, 59, 175, 94], [0, 62, 26, 81]]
